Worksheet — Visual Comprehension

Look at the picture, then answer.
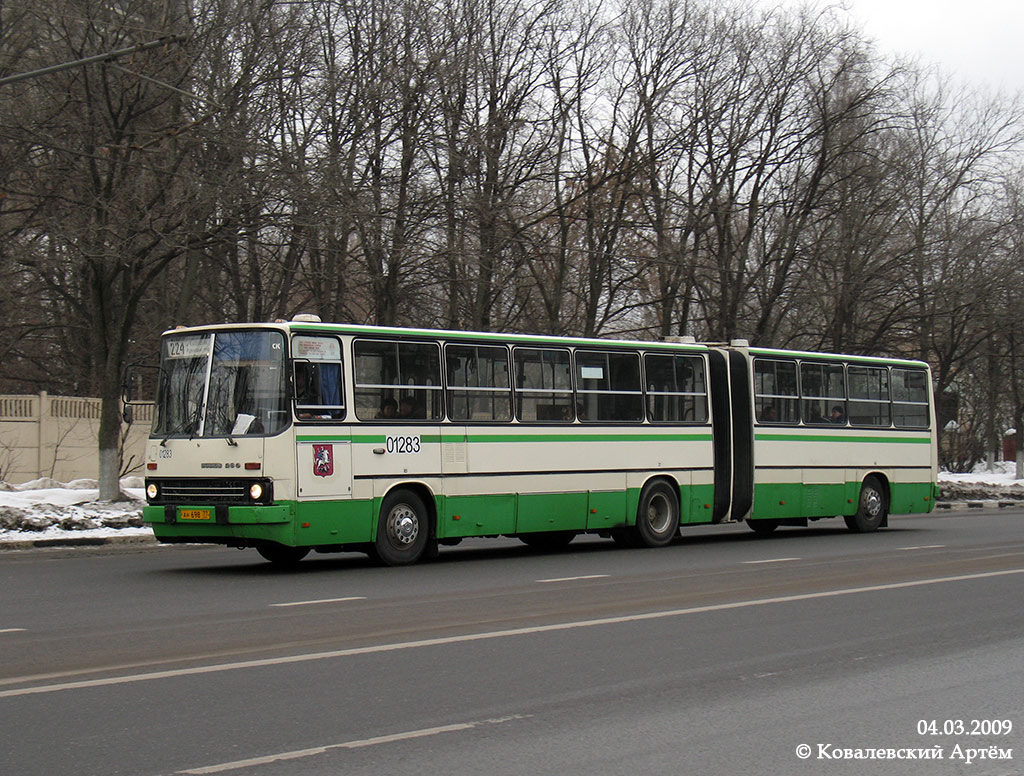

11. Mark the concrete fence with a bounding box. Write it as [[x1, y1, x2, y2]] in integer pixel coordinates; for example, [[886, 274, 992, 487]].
[[0, 393, 153, 485]]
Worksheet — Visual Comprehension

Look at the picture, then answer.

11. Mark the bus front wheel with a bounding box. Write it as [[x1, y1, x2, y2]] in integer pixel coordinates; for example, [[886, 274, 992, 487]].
[[633, 481, 680, 547], [374, 489, 430, 566], [845, 476, 887, 533]]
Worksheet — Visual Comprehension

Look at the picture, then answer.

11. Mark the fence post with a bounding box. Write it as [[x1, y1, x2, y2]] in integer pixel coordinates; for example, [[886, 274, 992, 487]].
[[37, 391, 50, 481]]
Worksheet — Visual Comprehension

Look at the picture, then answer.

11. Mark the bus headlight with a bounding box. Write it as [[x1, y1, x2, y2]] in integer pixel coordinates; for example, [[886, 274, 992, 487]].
[[249, 482, 264, 501], [146, 483, 159, 500]]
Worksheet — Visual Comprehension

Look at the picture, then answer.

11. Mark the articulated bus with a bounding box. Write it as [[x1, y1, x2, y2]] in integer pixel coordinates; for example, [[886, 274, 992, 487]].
[[129, 318, 938, 565]]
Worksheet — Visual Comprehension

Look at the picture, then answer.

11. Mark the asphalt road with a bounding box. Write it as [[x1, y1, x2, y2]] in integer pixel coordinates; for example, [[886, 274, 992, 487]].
[[1, 511, 1022, 776]]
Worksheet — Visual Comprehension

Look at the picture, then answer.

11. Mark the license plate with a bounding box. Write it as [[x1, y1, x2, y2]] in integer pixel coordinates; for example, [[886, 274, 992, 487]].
[[179, 508, 212, 521]]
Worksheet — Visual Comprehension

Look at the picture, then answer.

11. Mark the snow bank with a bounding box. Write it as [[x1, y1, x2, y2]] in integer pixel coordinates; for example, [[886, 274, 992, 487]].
[[0, 479, 148, 541], [937, 461, 1024, 502]]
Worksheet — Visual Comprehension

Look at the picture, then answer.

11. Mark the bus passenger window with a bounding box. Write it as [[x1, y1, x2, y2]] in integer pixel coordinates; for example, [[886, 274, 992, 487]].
[[848, 365, 890, 427], [354, 339, 443, 421], [891, 367, 929, 428], [446, 344, 512, 422], [514, 348, 573, 422], [645, 354, 708, 423], [575, 350, 643, 422], [800, 361, 845, 426], [754, 358, 798, 424]]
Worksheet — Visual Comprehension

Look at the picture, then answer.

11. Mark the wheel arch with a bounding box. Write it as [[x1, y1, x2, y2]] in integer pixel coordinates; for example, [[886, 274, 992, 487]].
[[862, 471, 890, 527], [851, 470, 892, 532], [632, 474, 681, 524], [375, 481, 438, 541]]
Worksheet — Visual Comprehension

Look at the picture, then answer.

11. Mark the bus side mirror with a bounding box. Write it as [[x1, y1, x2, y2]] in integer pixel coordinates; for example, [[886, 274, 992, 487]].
[[122, 363, 162, 423], [122, 367, 137, 405]]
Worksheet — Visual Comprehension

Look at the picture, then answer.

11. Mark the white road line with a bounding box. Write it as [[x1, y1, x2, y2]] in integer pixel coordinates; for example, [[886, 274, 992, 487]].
[[742, 558, 801, 564], [3, 567, 1023, 700], [178, 716, 527, 774], [899, 545, 946, 551], [0, 628, 26, 634], [269, 596, 366, 608], [536, 574, 610, 583]]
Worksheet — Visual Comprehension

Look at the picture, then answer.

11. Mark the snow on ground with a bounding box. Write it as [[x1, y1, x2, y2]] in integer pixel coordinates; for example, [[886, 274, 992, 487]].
[[1, 465, 1021, 544], [0, 477, 151, 543], [937, 461, 1024, 501], [938, 460, 1021, 486]]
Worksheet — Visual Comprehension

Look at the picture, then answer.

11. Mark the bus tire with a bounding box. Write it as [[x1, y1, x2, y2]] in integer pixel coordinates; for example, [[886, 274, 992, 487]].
[[374, 489, 430, 566], [633, 481, 680, 548], [747, 519, 780, 534], [256, 543, 310, 565], [520, 531, 576, 551], [845, 476, 887, 533]]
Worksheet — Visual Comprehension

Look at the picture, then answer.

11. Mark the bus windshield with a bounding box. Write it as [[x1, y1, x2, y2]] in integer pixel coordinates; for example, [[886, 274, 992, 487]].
[[153, 330, 288, 439]]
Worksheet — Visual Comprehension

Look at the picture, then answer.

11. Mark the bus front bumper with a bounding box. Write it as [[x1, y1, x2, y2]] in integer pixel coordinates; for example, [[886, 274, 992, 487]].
[[142, 504, 292, 525]]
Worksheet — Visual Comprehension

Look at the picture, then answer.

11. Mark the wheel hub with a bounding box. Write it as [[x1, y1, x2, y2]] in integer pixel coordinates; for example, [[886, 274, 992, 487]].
[[863, 489, 882, 518], [647, 494, 671, 533], [389, 507, 419, 546]]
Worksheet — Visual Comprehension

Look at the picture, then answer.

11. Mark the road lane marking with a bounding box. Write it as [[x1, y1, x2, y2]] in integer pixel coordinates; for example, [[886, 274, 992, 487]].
[[269, 596, 366, 608], [178, 715, 528, 774], [742, 558, 801, 564], [899, 545, 946, 551], [0, 629, 26, 634], [3, 567, 1023, 700], [536, 574, 610, 583]]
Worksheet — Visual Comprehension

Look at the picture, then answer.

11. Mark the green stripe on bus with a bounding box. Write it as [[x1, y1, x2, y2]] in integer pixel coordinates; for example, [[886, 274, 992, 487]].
[[463, 433, 712, 443], [300, 432, 713, 444], [755, 433, 931, 444]]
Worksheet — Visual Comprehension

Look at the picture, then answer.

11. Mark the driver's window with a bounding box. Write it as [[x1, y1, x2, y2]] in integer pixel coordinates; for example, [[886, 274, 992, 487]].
[[292, 336, 345, 421]]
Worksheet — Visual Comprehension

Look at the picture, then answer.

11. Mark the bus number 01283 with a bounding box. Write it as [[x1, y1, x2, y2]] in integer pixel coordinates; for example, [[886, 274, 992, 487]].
[[385, 435, 421, 454]]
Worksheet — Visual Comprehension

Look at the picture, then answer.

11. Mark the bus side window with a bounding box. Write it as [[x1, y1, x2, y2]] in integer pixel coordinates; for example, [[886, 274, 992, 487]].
[[446, 343, 512, 422], [292, 335, 345, 421], [754, 358, 798, 424], [848, 365, 890, 427], [514, 347, 574, 422], [645, 354, 708, 423], [575, 350, 643, 422], [800, 361, 845, 426], [354, 339, 443, 421], [891, 368, 929, 428]]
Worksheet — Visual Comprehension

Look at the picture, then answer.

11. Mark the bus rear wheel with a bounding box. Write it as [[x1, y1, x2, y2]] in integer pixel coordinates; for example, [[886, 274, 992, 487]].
[[845, 476, 887, 533], [632, 481, 680, 547], [256, 543, 310, 565], [374, 489, 430, 566]]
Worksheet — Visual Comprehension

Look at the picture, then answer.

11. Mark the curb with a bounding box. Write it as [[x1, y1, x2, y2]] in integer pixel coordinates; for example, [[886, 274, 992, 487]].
[[0, 534, 159, 551], [934, 500, 1022, 511]]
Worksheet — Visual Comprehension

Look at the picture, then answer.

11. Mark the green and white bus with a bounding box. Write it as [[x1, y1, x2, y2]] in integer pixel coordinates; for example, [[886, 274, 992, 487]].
[[131, 318, 938, 565]]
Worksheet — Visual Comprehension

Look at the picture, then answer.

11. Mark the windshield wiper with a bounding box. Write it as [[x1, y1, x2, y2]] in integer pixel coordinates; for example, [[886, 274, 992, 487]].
[[161, 404, 203, 446]]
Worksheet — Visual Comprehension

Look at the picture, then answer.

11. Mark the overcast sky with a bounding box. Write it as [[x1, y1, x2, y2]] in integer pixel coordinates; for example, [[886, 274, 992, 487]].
[[789, 0, 1023, 92]]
